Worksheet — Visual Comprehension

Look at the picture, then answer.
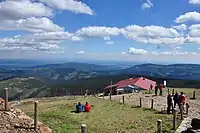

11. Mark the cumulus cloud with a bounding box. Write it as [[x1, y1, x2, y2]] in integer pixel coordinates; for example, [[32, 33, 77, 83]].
[[0, 31, 82, 52], [126, 48, 197, 56], [76, 26, 122, 38], [189, 0, 200, 4], [175, 12, 200, 23], [141, 0, 153, 10], [128, 47, 148, 55], [172, 24, 187, 31], [0, 0, 52, 21], [0, 17, 64, 32], [76, 50, 85, 54], [36, 0, 94, 15]]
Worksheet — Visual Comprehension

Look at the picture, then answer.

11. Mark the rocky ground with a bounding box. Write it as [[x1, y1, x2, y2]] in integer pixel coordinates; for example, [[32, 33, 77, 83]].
[[0, 98, 51, 133]]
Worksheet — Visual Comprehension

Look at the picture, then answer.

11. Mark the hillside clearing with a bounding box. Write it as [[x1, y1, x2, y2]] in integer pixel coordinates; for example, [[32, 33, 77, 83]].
[[17, 96, 181, 133]]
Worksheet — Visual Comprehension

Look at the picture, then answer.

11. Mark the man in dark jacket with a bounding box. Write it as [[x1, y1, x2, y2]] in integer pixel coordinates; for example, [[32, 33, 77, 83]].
[[167, 94, 172, 114], [155, 84, 158, 96], [173, 92, 179, 108]]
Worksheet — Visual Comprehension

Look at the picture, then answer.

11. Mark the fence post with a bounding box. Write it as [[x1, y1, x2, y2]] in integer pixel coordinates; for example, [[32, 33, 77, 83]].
[[140, 98, 142, 107], [4, 88, 8, 111], [34, 101, 38, 131], [180, 103, 184, 120], [173, 109, 177, 130], [186, 103, 189, 116], [151, 99, 154, 109], [193, 91, 196, 99], [109, 81, 112, 100], [157, 119, 162, 133], [81, 124, 87, 133], [122, 95, 125, 104], [172, 89, 175, 96]]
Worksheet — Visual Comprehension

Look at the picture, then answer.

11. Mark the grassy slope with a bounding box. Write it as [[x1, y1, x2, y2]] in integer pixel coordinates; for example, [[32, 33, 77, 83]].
[[18, 97, 181, 133], [0, 77, 46, 100]]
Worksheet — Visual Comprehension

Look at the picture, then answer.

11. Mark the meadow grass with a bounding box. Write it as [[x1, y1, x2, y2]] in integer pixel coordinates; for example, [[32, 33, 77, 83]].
[[18, 96, 181, 133]]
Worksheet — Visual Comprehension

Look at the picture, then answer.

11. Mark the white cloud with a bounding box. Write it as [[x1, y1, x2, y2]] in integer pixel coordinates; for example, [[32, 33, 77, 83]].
[[36, 0, 94, 15], [0, 31, 82, 52], [103, 36, 111, 41], [175, 12, 200, 23], [172, 24, 187, 31], [128, 47, 148, 55], [76, 50, 85, 54], [189, 0, 200, 4], [0, 17, 64, 32], [76, 26, 121, 38], [105, 41, 114, 45], [141, 0, 153, 10], [0, 0, 52, 21]]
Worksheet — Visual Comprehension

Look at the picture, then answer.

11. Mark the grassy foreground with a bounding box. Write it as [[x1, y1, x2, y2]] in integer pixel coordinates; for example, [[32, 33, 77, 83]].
[[17, 96, 181, 133]]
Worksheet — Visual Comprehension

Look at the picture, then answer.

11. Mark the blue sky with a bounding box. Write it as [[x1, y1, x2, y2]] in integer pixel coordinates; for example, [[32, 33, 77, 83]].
[[1, 0, 200, 63]]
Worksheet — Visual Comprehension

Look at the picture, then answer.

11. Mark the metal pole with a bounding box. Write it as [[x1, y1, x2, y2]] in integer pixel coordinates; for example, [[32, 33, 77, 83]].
[[4, 88, 8, 111], [109, 80, 112, 100]]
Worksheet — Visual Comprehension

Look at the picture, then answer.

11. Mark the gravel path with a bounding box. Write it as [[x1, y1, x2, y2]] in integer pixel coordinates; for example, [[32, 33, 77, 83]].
[[104, 93, 200, 133]]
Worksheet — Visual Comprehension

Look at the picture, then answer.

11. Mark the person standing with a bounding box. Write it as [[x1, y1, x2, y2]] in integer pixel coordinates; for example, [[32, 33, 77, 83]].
[[155, 84, 158, 96], [167, 94, 173, 114], [179, 92, 186, 111], [173, 92, 179, 108], [159, 84, 163, 96]]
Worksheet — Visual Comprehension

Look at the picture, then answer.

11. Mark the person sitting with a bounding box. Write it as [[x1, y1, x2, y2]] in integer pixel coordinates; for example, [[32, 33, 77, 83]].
[[84, 102, 91, 113], [76, 102, 84, 113]]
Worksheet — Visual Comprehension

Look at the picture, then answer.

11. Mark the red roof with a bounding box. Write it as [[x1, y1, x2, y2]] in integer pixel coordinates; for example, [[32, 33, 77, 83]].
[[104, 77, 156, 91]]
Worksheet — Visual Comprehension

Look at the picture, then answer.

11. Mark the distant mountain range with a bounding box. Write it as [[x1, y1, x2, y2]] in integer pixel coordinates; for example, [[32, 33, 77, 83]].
[[0, 62, 200, 83]]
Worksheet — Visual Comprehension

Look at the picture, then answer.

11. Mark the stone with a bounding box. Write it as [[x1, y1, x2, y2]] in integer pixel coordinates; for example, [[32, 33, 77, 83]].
[[191, 118, 200, 130]]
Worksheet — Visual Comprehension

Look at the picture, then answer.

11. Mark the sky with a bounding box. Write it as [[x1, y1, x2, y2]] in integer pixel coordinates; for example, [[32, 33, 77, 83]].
[[1, 0, 200, 63]]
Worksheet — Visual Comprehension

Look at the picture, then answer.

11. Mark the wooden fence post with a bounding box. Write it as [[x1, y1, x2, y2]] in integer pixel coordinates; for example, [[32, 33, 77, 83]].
[[34, 101, 38, 131], [173, 109, 177, 130], [4, 88, 8, 111], [122, 95, 125, 104], [193, 91, 196, 99], [81, 124, 87, 133], [151, 99, 154, 109], [109, 81, 112, 100], [140, 98, 142, 107], [180, 103, 184, 120], [186, 103, 189, 116], [157, 119, 162, 133]]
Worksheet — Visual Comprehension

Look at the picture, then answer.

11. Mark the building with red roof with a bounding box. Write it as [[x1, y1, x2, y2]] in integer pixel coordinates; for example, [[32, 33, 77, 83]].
[[104, 77, 156, 94]]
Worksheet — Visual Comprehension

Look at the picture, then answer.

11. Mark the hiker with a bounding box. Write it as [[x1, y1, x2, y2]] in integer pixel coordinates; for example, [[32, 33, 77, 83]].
[[179, 92, 186, 111], [84, 102, 91, 112], [76, 102, 84, 113], [173, 92, 179, 108], [167, 94, 173, 114], [159, 84, 163, 96], [155, 84, 158, 96]]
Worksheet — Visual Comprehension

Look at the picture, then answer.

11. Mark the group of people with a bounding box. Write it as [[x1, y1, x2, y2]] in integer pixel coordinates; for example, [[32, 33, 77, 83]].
[[75, 102, 91, 113], [167, 92, 186, 114], [155, 84, 163, 96]]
